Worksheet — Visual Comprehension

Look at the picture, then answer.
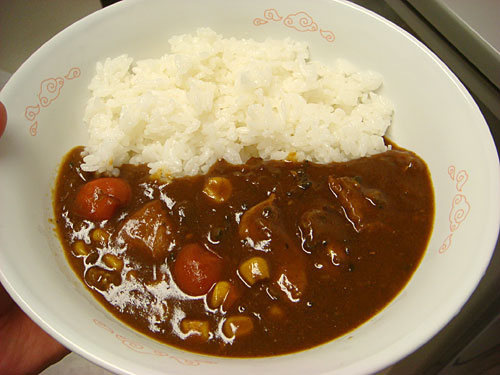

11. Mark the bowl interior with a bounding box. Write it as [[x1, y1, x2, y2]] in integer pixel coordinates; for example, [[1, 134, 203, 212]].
[[0, 1, 498, 375]]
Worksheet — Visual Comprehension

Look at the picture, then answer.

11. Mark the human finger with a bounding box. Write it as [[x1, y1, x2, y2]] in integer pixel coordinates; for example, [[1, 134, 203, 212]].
[[0, 101, 6, 138]]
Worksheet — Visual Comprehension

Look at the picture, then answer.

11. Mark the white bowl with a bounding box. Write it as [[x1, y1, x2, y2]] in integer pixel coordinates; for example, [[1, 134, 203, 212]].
[[0, 1, 499, 374]]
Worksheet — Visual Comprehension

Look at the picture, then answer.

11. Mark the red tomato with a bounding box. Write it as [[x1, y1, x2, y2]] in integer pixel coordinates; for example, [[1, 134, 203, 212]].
[[74, 178, 132, 221], [173, 243, 223, 296], [0, 102, 7, 139]]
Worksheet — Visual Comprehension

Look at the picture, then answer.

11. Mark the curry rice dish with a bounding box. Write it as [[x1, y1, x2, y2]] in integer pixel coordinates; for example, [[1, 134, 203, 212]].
[[53, 143, 434, 357], [53, 29, 433, 357]]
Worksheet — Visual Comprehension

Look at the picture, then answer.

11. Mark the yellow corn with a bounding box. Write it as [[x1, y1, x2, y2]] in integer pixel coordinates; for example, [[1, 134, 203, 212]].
[[223, 315, 254, 338], [126, 270, 138, 281], [239, 257, 270, 286], [72, 241, 89, 256], [103, 253, 124, 272], [180, 319, 210, 340], [91, 228, 109, 243], [210, 281, 231, 309]]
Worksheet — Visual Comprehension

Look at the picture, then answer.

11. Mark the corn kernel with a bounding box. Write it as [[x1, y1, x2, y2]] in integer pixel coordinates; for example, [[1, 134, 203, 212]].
[[239, 257, 270, 286], [72, 241, 89, 256], [223, 315, 254, 338], [180, 319, 210, 340], [103, 253, 123, 272], [210, 281, 231, 309], [85, 266, 119, 291], [91, 228, 109, 243], [126, 270, 138, 281]]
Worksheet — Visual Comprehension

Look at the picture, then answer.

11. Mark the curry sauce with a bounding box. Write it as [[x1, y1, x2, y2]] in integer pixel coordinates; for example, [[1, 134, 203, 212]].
[[53, 145, 434, 357]]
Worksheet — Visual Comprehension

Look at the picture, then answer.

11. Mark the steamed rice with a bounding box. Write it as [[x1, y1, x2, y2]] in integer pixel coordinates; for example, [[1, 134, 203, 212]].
[[81, 28, 394, 178]]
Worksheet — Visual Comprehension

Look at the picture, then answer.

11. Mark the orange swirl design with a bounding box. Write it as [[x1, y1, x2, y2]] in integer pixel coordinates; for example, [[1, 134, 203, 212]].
[[93, 318, 114, 333], [455, 170, 468, 191], [38, 77, 64, 107], [92, 318, 217, 365], [283, 12, 318, 32], [171, 356, 216, 365], [320, 29, 335, 42], [253, 8, 335, 43], [438, 234, 453, 253], [448, 166, 456, 179], [24, 66, 81, 136], [152, 349, 170, 357], [29, 121, 38, 136], [115, 334, 149, 353], [253, 18, 268, 26], [170, 357, 204, 366], [25, 104, 40, 121], [439, 166, 471, 254], [65, 67, 81, 80], [264, 8, 282, 21], [449, 194, 470, 232]]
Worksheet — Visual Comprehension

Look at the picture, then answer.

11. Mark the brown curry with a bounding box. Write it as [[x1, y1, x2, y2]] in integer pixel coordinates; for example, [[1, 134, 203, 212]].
[[53, 144, 434, 357]]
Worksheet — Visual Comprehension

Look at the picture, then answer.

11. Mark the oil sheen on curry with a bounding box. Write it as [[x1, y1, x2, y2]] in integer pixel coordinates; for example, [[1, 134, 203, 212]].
[[53, 144, 434, 357]]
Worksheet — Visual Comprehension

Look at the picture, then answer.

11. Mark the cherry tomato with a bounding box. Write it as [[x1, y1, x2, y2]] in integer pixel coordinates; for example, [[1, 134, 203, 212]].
[[173, 243, 223, 296], [74, 178, 132, 221], [0, 102, 7, 139]]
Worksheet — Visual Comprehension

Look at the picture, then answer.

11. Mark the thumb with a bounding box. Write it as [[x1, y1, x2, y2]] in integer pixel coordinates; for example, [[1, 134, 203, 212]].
[[0, 101, 6, 139]]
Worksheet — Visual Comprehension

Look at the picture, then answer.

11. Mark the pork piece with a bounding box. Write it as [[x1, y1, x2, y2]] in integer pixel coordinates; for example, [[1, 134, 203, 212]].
[[299, 206, 350, 274], [328, 176, 385, 232], [299, 205, 349, 252], [117, 200, 174, 260], [275, 260, 307, 303], [239, 194, 279, 252], [239, 194, 307, 302]]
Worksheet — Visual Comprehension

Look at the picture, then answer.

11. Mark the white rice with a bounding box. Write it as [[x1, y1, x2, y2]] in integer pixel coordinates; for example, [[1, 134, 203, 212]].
[[81, 28, 394, 178]]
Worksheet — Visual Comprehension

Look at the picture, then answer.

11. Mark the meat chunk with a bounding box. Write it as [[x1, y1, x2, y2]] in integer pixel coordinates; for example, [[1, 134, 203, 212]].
[[117, 200, 174, 260], [239, 194, 279, 252], [239, 195, 308, 302], [328, 176, 385, 232], [274, 261, 307, 303], [298, 206, 350, 274], [299, 205, 349, 251]]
